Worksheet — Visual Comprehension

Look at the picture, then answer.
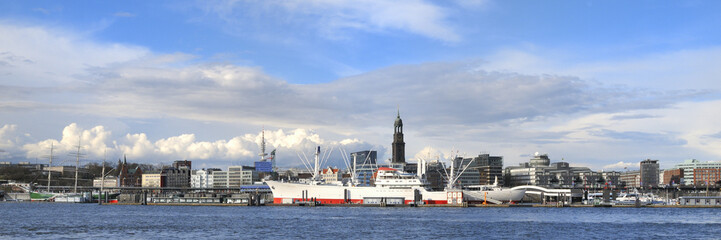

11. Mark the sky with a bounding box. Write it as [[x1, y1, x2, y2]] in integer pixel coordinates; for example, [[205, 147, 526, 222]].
[[1, 0, 721, 171]]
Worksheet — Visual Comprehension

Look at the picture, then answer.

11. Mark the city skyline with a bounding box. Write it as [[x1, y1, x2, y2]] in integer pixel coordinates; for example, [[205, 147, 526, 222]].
[[2, 1, 721, 170]]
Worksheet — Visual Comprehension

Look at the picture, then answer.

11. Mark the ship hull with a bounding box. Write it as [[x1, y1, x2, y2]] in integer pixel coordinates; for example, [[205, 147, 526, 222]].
[[462, 189, 526, 203], [266, 181, 451, 205]]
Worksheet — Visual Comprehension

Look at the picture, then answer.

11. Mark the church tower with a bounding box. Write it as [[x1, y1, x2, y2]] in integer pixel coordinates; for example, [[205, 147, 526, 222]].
[[392, 110, 405, 164]]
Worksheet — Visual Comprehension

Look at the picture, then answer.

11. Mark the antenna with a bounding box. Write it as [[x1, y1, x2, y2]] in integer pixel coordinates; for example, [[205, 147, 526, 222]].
[[259, 128, 268, 161]]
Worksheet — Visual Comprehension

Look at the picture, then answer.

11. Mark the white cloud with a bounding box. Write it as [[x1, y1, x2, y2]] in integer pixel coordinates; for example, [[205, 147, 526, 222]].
[[3, 22, 721, 171], [113, 12, 136, 18], [16, 123, 379, 167], [603, 161, 637, 170], [0, 23, 149, 87], [482, 47, 721, 91], [22, 123, 111, 160], [0, 124, 19, 159], [201, 0, 460, 42], [413, 146, 447, 162]]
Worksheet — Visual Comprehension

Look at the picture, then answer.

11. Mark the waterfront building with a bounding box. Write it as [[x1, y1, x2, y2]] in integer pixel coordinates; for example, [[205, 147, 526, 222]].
[[0, 162, 46, 171], [450, 154, 503, 187], [503, 153, 593, 188], [212, 166, 258, 188], [424, 161, 448, 191], [162, 167, 191, 188], [577, 171, 621, 188], [640, 159, 660, 187], [679, 196, 721, 206], [663, 168, 683, 185], [475, 154, 504, 186], [150, 160, 193, 188], [619, 171, 640, 188], [191, 168, 221, 188], [45, 166, 88, 175], [391, 111, 405, 164], [351, 150, 377, 166], [172, 160, 192, 170], [93, 177, 118, 188], [212, 171, 228, 188], [452, 157, 481, 187], [142, 173, 163, 187], [117, 156, 143, 187], [350, 150, 378, 186], [693, 168, 721, 186], [320, 167, 341, 183], [672, 159, 721, 185]]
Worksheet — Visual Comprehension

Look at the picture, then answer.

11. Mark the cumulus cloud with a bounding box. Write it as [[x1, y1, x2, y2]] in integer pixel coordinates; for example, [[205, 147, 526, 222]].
[[3, 22, 721, 170], [22, 123, 111, 161], [413, 146, 448, 162], [17, 123, 380, 168], [0, 124, 19, 159], [603, 161, 637, 170]]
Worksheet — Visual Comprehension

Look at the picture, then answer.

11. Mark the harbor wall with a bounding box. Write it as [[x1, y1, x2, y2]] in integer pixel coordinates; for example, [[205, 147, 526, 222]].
[[4, 193, 30, 201]]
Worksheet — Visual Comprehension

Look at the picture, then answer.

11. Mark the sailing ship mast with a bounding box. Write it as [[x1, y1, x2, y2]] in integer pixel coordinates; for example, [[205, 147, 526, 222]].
[[46, 142, 54, 192], [72, 138, 84, 193], [100, 149, 106, 204]]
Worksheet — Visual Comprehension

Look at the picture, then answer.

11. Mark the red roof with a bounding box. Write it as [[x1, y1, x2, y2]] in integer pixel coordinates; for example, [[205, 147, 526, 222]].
[[321, 168, 339, 174], [377, 167, 397, 171]]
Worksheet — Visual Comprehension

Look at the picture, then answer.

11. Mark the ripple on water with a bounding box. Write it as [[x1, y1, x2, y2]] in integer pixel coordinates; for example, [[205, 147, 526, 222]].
[[2, 203, 721, 239]]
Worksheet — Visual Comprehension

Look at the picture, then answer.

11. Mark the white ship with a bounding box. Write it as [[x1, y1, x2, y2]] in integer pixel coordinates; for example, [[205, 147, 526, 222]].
[[461, 177, 526, 204], [267, 166, 452, 204], [265, 146, 525, 205]]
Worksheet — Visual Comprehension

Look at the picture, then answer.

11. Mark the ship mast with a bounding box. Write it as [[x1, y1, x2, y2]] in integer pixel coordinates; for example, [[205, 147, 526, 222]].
[[100, 148, 106, 204], [74, 139, 80, 193], [46, 142, 54, 192], [445, 153, 476, 190], [71, 138, 84, 194], [314, 146, 320, 182]]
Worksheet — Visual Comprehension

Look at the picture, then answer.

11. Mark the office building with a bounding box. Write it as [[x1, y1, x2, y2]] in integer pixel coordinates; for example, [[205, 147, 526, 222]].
[[191, 168, 221, 188], [663, 168, 683, 185], [93, 177, 118, 188], [640, 159, 660, 187], [350, 150, 378, 186], [672, 159, 721, 185], [619, 171, 641, 188], [142, 173, 163, 187], [212, 166, 258, 188], [504, 153, 594, 188]]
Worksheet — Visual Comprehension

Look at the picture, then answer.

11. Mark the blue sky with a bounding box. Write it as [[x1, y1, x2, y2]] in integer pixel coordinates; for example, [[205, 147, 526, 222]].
[[1, 0, 721, 170]]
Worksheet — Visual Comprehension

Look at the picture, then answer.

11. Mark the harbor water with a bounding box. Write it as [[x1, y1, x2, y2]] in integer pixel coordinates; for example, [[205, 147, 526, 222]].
[[2, 203, 721, 239]]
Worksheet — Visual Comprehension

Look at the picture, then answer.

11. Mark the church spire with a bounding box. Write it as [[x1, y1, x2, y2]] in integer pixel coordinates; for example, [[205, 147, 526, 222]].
[[392, 109, 405, 164]]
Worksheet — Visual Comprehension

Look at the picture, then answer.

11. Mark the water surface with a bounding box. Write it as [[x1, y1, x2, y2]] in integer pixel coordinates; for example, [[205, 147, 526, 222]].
[[2, 203, 720, 239]]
